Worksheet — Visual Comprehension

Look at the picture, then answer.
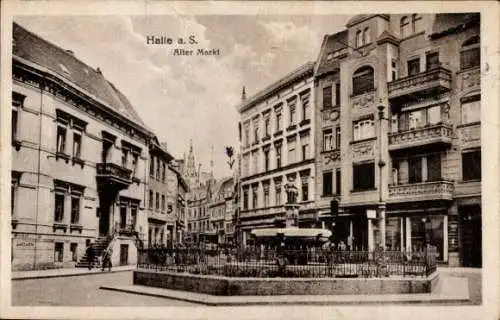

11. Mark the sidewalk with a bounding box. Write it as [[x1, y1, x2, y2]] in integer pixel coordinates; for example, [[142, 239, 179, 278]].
[[12, 265, 136, 280]]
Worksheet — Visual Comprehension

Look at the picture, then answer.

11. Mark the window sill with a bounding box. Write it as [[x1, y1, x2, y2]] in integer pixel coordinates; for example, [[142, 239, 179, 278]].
[[12, 139, 22, 151], [299, 119, 311, 127], [321, 148, 340, 154], [72, 157, 85, 168], [286, 125, 297, 132], [273, 131, 283, 138], [456, 121, 480, 129], [456, 65, 480, 74], [350, 137, 377, 145], [53, 222, 68, 232], [350, 188, 377, 193], [70, 224, 83, 233], [56, 152, 70, 163]]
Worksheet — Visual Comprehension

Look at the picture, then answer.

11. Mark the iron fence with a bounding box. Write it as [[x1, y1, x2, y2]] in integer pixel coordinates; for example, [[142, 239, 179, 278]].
[[137, 246, 437, 278]]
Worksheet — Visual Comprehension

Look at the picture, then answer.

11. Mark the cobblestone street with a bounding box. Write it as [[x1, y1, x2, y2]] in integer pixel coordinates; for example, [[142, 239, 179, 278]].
[[12, 271, 196, 306]]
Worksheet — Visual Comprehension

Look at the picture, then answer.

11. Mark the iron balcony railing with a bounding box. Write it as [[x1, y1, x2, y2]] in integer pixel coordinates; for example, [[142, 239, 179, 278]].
[[96, 162, 133, 184], [137, 246, 437, 278], [388, 67, 452, 100]]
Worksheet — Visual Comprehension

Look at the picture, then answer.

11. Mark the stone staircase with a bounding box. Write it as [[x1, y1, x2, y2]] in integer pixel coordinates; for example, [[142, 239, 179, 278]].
[[75, 236, 110, 268]]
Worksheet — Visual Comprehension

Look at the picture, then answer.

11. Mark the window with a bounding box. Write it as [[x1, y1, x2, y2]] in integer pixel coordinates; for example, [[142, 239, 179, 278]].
[[131, 206, 137, 228], [301, 142, 309, 161], [254, 123, 259, 143], [275, 184, 282, 205], [11, 178, 17, 216], [289, 104, 296, 125], [460, 36, 480, 70], [353, 118, 375, 141], [149, 155, 155, 177], [323, 171, 333, 196], [462, 150, 481, 181], [70, 196, 80, 224], [353, 162, 375, 191], [352, 66, 374, 95], [427, 105, 441, 125], [362, 27, 370, 45], [120, 206, 127, 228], [70, 243, 78, 262], [264, 187, 270, 207], [335, 82, 341, 106], [132, 153, 139, 177], [156, 158, 160, 179], [162, 162, 166, 182], [252, 187, 258, 208], [355, 30, 362, 48], [161, 195, 165, 212], [301, 180, 309, 201], [264, 149, 270, 171], [335, 169, 341, 195], [323, 129, 333, 151], [426, 52, 439, 70], [244, 125, 250, 147], [252, 151, 259, 174], [54, 193, 65, 222], [407, 58, 420, 76], [302, 96, 310, 120], [275, 145, 282, 169], [12, 92, 25, 143], [121, 148, 128, 168], [335, 127, 341, 149], [243, 154, 249, 176], [12, 109, 18, 143], [288, 140, 296, 164], [156, 192, 160, 210], [412, 14, 423, 33], [57, 126, 67, 153], [402, 106, 442, 130], [323, 86, 332, 108], [427, 154, 442, 182], [149, 190, 154, 209], [276, 113, 282, 131], [461, 96, 480, 124], [264, 117, 270, 136], [243, 189, 248, 210], [408, 157, 422, 183], [54, 242, 64, 262], [400, 16, 410, 38]]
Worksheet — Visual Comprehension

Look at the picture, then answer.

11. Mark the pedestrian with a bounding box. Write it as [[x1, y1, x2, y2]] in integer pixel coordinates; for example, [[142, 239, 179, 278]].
[[86, 242, 95, 270], [102, 247, 113, 272]]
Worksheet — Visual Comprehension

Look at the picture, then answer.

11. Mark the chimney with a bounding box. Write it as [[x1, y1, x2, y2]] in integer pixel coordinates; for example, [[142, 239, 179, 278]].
[[65, 49, 74, 55], [241, 86, 246, 101], [96, 67, 102, 74]]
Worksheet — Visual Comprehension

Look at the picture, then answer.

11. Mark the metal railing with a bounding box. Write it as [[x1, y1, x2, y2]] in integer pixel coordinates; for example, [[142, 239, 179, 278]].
[[137, 246, 437, 278]]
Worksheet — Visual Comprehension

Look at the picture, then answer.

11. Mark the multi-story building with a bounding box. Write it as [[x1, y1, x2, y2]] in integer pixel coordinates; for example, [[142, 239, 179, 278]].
[[313, 13, 481, 267], [236, 62, 316, 246], [168, 162, 189, 244], [146, 138, 174, 247], [11, 23, 154, 270], [206, 177, 235, 246]]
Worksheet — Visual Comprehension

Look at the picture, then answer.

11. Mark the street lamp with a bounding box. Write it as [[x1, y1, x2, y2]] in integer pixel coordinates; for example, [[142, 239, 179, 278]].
[[377, 104, 388, 250]]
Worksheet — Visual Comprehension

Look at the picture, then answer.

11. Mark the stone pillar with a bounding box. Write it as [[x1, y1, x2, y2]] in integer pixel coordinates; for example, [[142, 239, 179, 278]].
[[443, 215, 448, 263], [242, 230, 247, 247], [321, 221, 325, 229], [405, 217, 412, 253], [400, 217, 404, 252], [368, 218, 374, 252], [378, 203, 386, 249], [422, 157, 428, 182]]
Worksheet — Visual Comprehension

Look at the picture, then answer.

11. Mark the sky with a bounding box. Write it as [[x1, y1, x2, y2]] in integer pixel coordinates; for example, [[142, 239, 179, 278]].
[[15, 14, 351, 178]]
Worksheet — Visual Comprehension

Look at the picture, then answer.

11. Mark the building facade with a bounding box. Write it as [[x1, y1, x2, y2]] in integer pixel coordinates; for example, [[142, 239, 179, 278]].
[[11, 23, 154, 270], [236, 62, 316, 246], [313, 13, 481, 267]]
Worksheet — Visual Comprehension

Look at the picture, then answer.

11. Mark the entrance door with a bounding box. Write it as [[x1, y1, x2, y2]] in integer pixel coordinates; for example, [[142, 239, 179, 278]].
[[460, 205, 482, 267], [120, 244, 129, 266], [98, 205, 109, 236]]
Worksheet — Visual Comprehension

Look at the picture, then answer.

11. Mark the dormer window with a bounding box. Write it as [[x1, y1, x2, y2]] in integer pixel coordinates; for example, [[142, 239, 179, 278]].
[[355, 30, 362, 48], [460, 36, 480, 70], [400, 16, 410, 38]]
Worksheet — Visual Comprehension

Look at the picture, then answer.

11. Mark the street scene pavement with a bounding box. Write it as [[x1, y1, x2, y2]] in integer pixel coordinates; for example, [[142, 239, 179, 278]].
[[11, 267, 481, 306], [12, 271, 196, 306]]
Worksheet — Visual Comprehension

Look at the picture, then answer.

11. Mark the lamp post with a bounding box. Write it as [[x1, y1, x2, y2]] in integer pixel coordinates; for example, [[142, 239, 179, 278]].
[[377, 104, 387, 250]]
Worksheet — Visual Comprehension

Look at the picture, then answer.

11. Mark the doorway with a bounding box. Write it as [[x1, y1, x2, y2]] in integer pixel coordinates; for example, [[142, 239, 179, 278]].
[[460, 205, 482, 267], [120, 244, 129, 266]]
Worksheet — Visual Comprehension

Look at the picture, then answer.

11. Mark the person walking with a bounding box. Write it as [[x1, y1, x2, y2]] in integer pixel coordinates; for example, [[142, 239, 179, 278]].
[[102, 247, 113, 272], [86, 242, 95, 270]]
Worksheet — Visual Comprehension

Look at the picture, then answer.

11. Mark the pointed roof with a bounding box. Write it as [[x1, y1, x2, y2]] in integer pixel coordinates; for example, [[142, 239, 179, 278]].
[[13, 22, 148, 130]]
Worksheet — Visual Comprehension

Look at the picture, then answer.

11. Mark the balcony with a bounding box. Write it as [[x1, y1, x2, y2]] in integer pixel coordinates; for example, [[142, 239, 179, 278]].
[[388, 123, 453, 152], [96, 162, 132, 190], [388, 67, 452, 102], [118, 224, 138, 237], [388, 180, 454, 203]]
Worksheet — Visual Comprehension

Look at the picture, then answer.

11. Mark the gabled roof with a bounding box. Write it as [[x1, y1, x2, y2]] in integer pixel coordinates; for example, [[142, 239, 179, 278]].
[[346, 14, 390, 27], [13, 22, 147, 129], [236, 61, 315, 113], [315, 30, 348, 77]]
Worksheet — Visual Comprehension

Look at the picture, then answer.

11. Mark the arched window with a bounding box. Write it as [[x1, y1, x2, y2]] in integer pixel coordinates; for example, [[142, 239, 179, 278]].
[[356, 30, 362, 48], [412, 14, 423, 33], [363, 27, 370, 45], [460, 36, 480, 70], [400, 16, 410, 38], [352, 66, 374, 96]]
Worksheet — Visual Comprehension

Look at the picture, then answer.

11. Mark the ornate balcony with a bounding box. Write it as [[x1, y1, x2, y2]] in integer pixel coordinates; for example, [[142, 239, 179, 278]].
[[388, 67, 452, 102], [96, 162, 132, 190], [388, 123, 453, 152], [388, 180, 454, 203]]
